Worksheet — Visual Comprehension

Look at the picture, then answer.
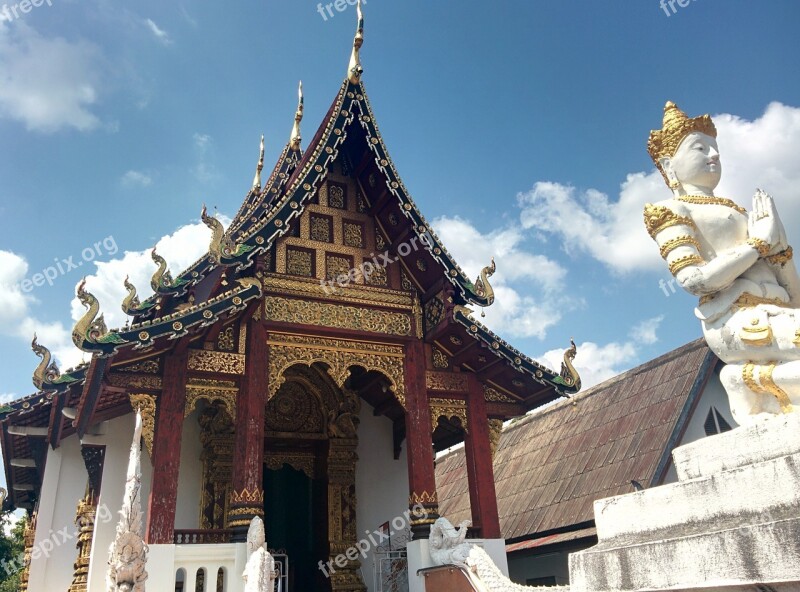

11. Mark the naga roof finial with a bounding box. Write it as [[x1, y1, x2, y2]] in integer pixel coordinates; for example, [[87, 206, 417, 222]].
[[289, 81, 304, 151], [347, 0, 364, 84], [252, 134, 265, 190], [32, 334, 60, 390]]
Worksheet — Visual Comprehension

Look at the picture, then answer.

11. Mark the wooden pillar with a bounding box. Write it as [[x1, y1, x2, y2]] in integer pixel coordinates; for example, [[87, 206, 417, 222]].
[[146, 346, 188, 544], [464, 374, 501, 538], [227, 318, 267, 541], [404, 339, 439, 538]]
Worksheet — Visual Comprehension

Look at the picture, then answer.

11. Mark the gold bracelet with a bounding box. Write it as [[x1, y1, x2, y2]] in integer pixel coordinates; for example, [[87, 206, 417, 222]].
[[668, 254, 704, 275], [765, 246, 793, 266], [747, 238, 772, 257]]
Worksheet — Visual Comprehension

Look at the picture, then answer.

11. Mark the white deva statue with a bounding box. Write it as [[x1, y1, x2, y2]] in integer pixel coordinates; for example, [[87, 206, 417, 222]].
[[645, 102, 800, 425], [242, 516, 277, 592]]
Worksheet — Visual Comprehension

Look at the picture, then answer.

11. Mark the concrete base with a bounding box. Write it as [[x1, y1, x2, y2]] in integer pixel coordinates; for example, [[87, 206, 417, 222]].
[[569, 413, 800, 592], [407, 538, 509, 592]]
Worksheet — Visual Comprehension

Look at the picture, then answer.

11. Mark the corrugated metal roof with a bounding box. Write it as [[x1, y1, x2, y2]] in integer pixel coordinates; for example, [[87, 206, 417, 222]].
[[435, 339, 713, 541]]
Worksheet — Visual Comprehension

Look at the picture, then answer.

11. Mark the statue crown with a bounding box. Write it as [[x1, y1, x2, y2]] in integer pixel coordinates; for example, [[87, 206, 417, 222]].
[[648, 101, 717, 184]]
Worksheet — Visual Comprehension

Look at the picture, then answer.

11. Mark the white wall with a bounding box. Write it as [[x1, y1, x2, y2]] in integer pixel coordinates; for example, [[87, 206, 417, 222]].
[[27, 431, 87, 592], [175, 409, 202, 530], [663, 370, 735, 483], [355, 402, 409, 592], [87, 413, 154, 591]]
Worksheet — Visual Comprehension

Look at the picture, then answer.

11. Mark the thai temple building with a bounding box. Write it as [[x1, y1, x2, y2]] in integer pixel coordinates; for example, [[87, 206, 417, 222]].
[[0, 4, 581, 591]]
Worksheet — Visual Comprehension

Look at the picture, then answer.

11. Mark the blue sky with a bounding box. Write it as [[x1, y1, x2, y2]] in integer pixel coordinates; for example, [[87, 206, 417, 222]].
[[1, 0, 800, 406]]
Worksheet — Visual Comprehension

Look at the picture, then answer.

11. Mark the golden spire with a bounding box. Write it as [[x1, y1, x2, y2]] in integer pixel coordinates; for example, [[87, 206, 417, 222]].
[[347, 0, 364, 84], [252, 134, 265, 190], [290, 81, 304, 151]]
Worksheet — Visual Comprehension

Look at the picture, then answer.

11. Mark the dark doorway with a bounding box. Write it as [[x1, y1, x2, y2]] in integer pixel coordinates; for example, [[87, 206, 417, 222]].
[[264, 464, 329, 591]]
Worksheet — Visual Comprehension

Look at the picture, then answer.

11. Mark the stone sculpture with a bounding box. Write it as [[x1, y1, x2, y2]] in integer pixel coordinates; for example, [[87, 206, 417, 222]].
[[242, 516, 277, 592], [645, 102, 800, 425], [107, 411, 148, 592]]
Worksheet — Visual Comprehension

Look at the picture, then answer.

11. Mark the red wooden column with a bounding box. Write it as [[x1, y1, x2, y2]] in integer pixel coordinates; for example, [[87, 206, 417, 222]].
[[464, 373, 501, 538], [146, 345, 189, 544], [404, 339, 439, 539], [227, 317, 268, 541]]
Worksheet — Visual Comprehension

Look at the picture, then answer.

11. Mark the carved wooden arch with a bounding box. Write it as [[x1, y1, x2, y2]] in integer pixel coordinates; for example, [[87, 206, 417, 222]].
[[267, 333, 406, 409]]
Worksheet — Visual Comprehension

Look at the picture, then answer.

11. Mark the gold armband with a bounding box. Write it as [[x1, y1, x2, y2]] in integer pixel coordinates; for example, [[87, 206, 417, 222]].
[[643, 204, 697, 239], [747, 238, 772, 258], [668, 254, 704, 275], [765, 246, 793, 266], [659, 235, 701, 259]]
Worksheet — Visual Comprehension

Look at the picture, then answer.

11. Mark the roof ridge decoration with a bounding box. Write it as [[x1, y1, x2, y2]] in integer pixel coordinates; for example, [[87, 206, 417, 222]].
[[201, 205, 255, 266], [347, 0, 364, 84], [121, 275, 156, 317], [150, 247, 189, 294], [252, 134, 265, 190], [31, 335, 60, 390], [290, 81, 304, 151]]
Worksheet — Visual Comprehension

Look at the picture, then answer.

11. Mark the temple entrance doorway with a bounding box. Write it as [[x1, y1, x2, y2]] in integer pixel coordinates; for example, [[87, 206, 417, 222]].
[[264, 362, 363, 592], [264, 451, 329, 592]]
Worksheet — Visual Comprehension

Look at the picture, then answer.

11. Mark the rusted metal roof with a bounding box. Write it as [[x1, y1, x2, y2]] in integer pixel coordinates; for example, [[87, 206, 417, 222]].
[[436, 339, 715, 542]]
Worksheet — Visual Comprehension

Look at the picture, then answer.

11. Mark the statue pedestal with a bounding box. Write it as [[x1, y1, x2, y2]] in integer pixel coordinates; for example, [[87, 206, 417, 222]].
[[407, 538, 509, 592], [569, 412, 800, 592]]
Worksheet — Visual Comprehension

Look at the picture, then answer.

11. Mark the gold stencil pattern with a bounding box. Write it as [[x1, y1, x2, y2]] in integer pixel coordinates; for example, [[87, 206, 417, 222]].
[[326, 254, 353, 282], [267, 333, 406, 407], [329, 184, 346, 209], [188, 350, 246, 375], [264, 296, 412, 336], [287, 248, 314, 277], [430, 397, 468, 433], [343, 222, 364, 248], [426, 371, 468, 392], [310, 216, 332, 243], [129, 393, 156, 455], [217, 326, 235, 352], [184, 380, 238, 418]]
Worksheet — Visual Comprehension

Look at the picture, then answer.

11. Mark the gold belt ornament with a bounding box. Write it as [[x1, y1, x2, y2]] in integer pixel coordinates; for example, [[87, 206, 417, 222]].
[[740, 315, 773, 347]]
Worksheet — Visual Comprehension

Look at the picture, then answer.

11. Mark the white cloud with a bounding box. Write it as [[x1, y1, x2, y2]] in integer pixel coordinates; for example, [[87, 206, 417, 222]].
[[121, 170, 153, 187], [0, 21, 104, 132], [431, 215, 575, 340], [145, 18, 172, 45], [538, 339, 639, 391], [629, 315, 664, 345], [518, 103, 800, 274], [0, 250, 83, 370]]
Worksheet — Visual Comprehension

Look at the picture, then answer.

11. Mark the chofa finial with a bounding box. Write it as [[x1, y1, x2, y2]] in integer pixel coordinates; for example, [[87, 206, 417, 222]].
[[290, 81, 304, 151], [347, 0, 364, 84], [252, 134, 265, 190]]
